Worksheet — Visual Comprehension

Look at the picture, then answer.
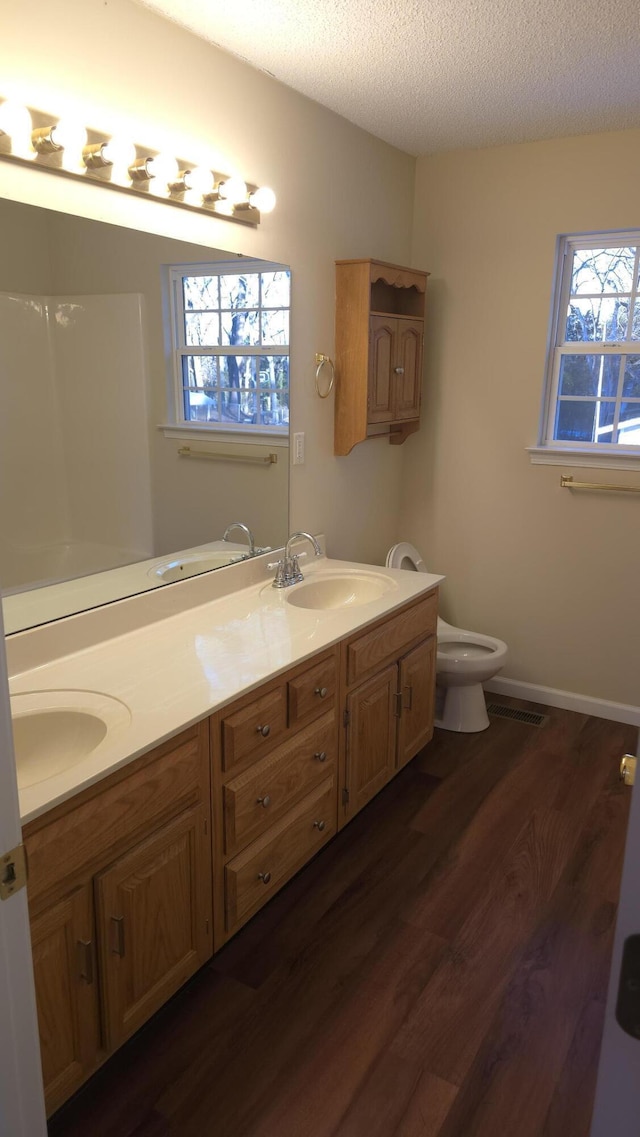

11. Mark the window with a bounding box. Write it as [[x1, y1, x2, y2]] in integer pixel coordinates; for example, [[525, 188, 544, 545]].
[[540, 233, 640, 456], [168, 261, 290, 434]]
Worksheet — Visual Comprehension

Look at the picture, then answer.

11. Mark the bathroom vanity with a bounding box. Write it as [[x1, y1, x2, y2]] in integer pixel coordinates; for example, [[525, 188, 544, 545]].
[[11, 553, 442, 1115]]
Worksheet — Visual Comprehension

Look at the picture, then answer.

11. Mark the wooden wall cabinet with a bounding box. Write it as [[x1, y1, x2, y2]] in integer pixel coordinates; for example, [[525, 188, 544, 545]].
[[334, 258, 429, 456], [23, 722, 212, 1116]]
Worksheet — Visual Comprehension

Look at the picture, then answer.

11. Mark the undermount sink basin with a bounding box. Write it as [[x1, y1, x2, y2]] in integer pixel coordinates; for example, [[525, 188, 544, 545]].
[[285, 572, 396, 610], [150, 550, 245, 584], [10, 690, 131, 789]]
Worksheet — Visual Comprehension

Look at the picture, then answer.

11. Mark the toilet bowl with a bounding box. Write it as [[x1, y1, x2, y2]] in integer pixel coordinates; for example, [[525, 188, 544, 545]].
[[386, 542, 508, 732]]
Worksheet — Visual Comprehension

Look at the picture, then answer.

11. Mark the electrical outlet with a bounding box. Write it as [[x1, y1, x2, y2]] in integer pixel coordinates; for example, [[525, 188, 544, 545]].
[[293, 432, 306, 463]]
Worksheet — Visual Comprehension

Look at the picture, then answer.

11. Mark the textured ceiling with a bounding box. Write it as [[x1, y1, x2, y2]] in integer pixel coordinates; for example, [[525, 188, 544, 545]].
[[135, 0, 640, 155]]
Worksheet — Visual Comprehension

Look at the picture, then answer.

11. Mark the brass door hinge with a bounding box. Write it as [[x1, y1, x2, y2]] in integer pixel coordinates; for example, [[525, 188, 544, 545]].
[[343, 709, 350, 728], [341, 787, 350, 806], [621, 755, 637, 786], [0, 843, 28, 900]]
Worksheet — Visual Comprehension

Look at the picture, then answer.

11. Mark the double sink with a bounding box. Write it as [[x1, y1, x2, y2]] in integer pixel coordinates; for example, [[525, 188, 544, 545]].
[[10, 567, 397, 792]]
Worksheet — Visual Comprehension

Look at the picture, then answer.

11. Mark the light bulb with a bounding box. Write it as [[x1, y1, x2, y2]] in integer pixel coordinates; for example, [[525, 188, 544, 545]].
[[0, 100, 32, 140], [146, 153, 179, 192], [50, 118, 88, 154], [218, 176, 247, 205], [101, 137, 136, 168], [249, 186, 276, 213], [184, 166, 215, 196], [213, 198, 235, 217]]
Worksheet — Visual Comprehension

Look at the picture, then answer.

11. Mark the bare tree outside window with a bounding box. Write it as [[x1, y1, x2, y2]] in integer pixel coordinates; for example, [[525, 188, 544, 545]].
[[544, 238, 640, 449], [171, 263, 290, 431]]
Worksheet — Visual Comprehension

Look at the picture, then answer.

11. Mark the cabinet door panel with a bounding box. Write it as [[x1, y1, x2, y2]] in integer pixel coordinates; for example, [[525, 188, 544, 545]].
[[30, 885, 100, 1116], [397, 637, 436, 768], [393, 319, 423, 421], [346, 664, 397, 820], [368, 316, 395, 423], [96, 804, 212, 1050]]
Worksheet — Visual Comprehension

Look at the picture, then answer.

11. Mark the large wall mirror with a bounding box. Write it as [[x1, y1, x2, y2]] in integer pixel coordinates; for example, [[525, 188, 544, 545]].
[[0, 198, 290, 635]]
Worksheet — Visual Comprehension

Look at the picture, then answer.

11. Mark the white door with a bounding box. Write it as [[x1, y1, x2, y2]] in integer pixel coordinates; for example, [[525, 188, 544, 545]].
[[591, 739, 640, 1135], [0, 603, 47, 1136]]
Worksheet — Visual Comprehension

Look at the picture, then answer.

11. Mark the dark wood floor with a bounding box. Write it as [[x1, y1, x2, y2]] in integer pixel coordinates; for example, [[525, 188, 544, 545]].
[[49, 699, 635, 1137]]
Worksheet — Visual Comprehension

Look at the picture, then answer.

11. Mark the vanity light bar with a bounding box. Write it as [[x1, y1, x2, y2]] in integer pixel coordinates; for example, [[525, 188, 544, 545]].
[[0, 98, 276, 227]]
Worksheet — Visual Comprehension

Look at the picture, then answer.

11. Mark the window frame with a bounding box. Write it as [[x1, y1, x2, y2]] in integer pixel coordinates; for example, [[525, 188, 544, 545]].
[[535, 230, 640, 467], [165, 259, 291, 440]]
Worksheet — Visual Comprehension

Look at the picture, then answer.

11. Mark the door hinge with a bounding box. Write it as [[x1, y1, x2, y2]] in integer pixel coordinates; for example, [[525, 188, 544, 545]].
[[341, 787, 350, 806], [343, 709, 350, 728], [394, 691, 403, 718], [0, 843, 28, 901], [621, 754, 637, 786]]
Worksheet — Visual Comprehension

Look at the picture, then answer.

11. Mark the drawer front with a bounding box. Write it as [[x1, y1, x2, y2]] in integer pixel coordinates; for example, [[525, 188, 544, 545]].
[[346, 592, 438, 686], [225, 777, 336, 934], [288, 655, 337, 727], [224, 712, 336, 855], [24, 723, 209, 907], [221, 685, 287, 772]]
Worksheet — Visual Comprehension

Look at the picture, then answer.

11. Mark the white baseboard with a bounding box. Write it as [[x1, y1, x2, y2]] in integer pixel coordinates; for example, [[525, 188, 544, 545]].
[[484, 676, 640, 729]]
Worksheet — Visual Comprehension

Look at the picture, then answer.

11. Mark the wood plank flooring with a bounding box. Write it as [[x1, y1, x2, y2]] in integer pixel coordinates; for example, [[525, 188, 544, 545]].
[[48, 699, 635, 1137]]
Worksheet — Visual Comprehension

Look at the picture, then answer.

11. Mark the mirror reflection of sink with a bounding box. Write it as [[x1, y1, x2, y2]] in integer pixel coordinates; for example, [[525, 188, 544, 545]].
[[150, 551, 246, 585], [10, 690, 131, 789], [285, 572, 396, 610]]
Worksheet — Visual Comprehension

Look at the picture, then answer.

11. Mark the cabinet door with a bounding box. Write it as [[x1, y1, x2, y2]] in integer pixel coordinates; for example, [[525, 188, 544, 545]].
[[368, 315, 395, 423], [30, 885, 100, 1116], [96, 804, 212, 1051], [393, 319, 423, 421], [396, 637, 436, 769], [345, 664, 397, 820]]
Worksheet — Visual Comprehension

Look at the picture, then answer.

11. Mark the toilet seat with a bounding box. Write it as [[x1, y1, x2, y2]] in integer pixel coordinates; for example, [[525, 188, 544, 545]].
[[386, 542, 426, 573]]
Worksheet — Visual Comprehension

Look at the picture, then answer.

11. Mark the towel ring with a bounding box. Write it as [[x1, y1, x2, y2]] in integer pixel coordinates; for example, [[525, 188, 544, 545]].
[[315, 353, 335, 398]]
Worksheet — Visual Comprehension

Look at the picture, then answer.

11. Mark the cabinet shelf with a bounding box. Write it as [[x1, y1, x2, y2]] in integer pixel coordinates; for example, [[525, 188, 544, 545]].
[[334, 258, 429, 456]]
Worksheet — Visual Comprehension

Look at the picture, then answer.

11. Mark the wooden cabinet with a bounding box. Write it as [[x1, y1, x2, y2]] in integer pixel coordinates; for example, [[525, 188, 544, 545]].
[[342, 593, 438, 824], [30, 885, 100, 1116], [24, 721, 212, 1116], [96, 803, 211, 1051], [213, 649, 340, 945], [26, 590, 438, 1114], [334, 258, 429, 455]]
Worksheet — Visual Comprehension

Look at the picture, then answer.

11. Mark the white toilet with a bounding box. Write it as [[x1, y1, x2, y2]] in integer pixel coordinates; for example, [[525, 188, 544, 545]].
[[386, 542, 508, 733]]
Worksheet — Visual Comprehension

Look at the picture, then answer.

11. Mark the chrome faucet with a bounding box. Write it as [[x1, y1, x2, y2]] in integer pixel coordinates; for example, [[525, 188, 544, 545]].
[[270, 531, 322, 588], [222, 522, 256, 558]]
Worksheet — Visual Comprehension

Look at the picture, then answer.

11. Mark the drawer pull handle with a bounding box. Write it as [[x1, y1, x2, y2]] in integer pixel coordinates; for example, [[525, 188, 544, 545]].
[[77, 940, 94, 985], [314, 751, 327, 762], [256, 724, 271, 737], [111, 916, 125, 958], [257, 795, 271, 808], [314, 686, 328, 698], [258, 871, 272, 885], [313, 819, 326, 832]]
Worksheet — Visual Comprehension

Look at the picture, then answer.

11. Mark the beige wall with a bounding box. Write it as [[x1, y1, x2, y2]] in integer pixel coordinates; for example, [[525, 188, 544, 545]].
[[0, 0, 416, 569], [405, 130, 640, 706]]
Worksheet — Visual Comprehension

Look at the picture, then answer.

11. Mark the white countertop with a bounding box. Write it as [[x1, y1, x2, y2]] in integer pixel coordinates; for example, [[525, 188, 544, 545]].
[[11, 556, 443, 825]]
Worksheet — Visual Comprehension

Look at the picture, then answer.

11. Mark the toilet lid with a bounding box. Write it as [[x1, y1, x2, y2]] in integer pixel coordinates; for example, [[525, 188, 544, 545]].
[[386, 542, 427, 573]]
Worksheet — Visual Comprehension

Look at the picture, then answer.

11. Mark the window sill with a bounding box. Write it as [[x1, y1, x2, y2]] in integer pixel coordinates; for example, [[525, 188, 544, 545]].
[[160, 424, 289, 447], [527, 446, 640, 471]]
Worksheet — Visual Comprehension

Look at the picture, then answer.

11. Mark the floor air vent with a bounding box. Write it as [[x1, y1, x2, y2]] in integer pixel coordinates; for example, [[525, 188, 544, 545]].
[[486, 704, 549, 727]]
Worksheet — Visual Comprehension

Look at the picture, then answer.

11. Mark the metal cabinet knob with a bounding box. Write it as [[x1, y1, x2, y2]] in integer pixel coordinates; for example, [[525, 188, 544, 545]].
[[313, 819, 326, 832], [257, 795, 271, 808], [256, 723, 271, 737], [258, 871, 271, 884], [314, 751, 327, 762], [314, 687, 328, 698], [394, 366, 405, 375]]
